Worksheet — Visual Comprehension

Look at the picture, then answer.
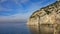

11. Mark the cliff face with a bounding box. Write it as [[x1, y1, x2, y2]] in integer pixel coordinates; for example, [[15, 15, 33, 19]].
[[27, 0, 60, 26]]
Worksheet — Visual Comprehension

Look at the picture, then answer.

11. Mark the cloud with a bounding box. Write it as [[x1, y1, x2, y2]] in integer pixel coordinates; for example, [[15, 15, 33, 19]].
[[13, 0, 29, 4], [0, 0, 7, 3], [0, 7, 13, 11], [0, 2, 41, 22], [0, 0, 29, 4], [0, 0, 56, 22], [0, 0, 29, 11], [0, 3, 14, 11], [0, 0, 44, 12], [0, 0, 29, 10], [0, 11, 32, 22]]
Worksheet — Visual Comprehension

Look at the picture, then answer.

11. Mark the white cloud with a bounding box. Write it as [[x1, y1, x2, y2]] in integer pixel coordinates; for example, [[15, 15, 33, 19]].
[[0, 4, 14, 11], [0, 8, 13, 11], [0, 0, 51, 22], [0, 0, 30, 12], [0, 11, 33, 22], [13, 0, 29, 4], [0, 0, 29, 3], [0, 0, 7, 3], [0, 0, 29, 4], [0, 0, 42, 22]]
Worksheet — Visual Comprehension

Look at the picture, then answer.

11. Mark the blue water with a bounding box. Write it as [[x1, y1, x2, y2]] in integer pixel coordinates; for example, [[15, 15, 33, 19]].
[[0, 23, 55, 34], [0, 23, 31, 34]]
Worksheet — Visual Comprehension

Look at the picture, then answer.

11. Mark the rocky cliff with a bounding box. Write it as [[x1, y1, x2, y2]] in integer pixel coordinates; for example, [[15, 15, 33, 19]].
[[27, 0, 60, 26]]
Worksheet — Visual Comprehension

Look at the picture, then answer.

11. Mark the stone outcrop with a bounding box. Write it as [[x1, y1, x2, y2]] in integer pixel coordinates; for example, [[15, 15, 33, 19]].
[[27, 0, 60, 26]]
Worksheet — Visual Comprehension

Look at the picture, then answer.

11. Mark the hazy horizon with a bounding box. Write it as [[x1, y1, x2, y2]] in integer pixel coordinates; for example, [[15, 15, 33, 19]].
[[0, 0, 56, 23]]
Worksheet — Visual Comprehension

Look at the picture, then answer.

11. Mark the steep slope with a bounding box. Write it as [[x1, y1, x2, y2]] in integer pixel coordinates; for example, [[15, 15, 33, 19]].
[[27, 0, 60, 26]]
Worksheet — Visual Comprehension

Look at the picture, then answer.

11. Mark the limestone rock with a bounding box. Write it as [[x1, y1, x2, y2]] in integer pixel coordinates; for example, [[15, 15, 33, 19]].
[[27, 0, 60, 26]]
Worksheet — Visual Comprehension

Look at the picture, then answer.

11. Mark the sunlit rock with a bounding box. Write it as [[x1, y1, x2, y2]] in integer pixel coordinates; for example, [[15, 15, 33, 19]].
[[27, 0, 60, 34], [27, 0, 60, 25]]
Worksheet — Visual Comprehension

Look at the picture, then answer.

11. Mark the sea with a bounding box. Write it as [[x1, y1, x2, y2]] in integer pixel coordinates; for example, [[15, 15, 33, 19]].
[[0, 22, 57, 34], [0, 23, 31, 34]]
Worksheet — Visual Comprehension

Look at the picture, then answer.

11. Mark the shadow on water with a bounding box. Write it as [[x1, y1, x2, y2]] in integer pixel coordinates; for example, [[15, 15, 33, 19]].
[[27, 24, 60, 34]]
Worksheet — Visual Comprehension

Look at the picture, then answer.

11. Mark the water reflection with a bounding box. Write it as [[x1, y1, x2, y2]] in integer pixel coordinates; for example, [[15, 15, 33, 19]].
[[27, 24, 56, 34]]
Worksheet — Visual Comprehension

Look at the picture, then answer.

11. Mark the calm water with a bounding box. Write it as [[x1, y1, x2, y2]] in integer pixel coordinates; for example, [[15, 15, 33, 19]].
[[0, 23, 31, 34], [0, 23, 59, 34]]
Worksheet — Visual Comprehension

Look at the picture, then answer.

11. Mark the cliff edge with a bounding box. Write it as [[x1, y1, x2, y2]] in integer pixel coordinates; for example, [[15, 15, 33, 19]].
[[27, 0, 60, 26]]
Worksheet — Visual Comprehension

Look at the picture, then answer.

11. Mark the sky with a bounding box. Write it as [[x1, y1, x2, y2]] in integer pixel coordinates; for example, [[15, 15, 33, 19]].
[[0, 0, 56, 22]]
